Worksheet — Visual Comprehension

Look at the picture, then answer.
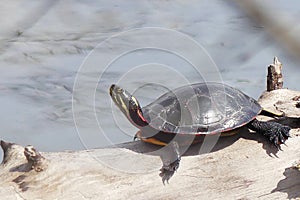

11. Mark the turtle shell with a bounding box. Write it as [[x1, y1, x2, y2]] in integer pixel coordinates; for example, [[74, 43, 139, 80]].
[[142, 82, 261, 135]]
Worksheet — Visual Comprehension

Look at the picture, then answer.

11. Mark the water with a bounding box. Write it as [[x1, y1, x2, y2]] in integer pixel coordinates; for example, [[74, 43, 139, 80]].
[[1, 1, 300, 160]]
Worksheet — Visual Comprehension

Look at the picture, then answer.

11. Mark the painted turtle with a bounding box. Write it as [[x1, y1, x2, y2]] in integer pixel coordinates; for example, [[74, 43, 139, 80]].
[[109, 82, 290, 183]]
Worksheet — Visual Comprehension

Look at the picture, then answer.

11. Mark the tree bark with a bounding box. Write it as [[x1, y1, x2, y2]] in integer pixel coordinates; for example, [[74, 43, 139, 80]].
[[267, 57, 283, 91]]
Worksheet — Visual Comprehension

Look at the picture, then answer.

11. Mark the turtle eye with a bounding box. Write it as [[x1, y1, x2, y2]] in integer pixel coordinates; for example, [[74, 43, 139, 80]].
[[129, 99, 136, 107]]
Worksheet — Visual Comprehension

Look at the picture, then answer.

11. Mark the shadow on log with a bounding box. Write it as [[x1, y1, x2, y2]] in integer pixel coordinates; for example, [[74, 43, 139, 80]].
[[272, 167, 300, 199]]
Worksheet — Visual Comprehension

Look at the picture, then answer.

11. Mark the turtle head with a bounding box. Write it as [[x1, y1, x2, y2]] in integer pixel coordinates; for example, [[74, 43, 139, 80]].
[[109, 84, 148, 128]]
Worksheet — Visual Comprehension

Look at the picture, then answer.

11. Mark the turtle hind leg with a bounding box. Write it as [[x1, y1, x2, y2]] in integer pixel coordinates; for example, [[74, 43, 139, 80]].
[[159, 141, 181, 184], [247, 119, 291, 149]]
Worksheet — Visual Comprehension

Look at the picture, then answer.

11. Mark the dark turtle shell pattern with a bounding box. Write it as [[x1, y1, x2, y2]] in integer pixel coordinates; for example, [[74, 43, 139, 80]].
[[142, 82, 261, 135]]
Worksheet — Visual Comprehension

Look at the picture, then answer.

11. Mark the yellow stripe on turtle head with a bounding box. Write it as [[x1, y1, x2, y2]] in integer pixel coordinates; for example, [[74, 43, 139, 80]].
[[118, 95, 130, 116], [131, 96, 139, 106]]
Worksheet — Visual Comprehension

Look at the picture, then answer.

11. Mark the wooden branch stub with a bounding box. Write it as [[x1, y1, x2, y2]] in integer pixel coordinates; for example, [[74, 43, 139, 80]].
[[24, 145, 46, 172], [267, 57, 283, 91], [1, 140, 12, 164]]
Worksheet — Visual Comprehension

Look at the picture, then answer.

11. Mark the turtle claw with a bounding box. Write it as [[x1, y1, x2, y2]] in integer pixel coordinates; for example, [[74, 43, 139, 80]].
[[159, 158, 180, 185], [278, 133, 286, 144], [273, 137, 282, 151]]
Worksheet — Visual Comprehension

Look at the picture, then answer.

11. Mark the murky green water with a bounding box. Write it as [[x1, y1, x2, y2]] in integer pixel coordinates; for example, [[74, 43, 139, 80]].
[[0, 1, 300, 160]]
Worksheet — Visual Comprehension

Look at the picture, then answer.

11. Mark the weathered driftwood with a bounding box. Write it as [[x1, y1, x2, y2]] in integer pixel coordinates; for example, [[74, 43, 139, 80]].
[[1, 59, 300, 199], [267, 57, 283, 91], [23, 145, 47, 172], [1, 127, 300, 199], [258, 89, 300, 119]]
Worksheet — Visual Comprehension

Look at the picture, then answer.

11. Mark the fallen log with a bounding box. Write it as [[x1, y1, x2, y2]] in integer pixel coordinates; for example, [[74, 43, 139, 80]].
[[1, 58, 299, 199]]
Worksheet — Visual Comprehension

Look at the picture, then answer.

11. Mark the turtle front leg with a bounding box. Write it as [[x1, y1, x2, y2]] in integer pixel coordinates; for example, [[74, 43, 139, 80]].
[[247, 119, 291, 149], [159, 141, 181, 184]]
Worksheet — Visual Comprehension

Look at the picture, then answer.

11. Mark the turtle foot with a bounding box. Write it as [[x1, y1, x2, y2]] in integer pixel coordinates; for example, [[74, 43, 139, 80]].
[[265, 124, 291, 149], [159, 158, 180, 184], [247, 119, 291, 149]]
